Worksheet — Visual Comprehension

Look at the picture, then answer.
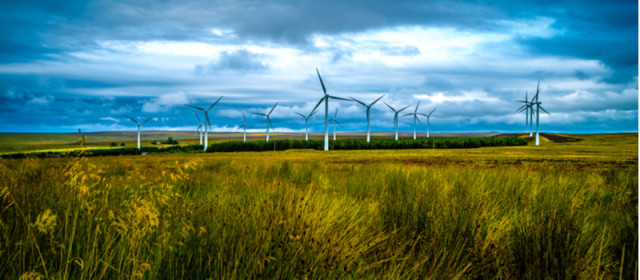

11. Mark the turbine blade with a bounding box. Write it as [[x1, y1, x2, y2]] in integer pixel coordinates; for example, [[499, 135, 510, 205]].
[[205, 113, 212, 130], [398, 105, 410, 113], [294, 111, 305, 118], [350, 97, 367, 107], [539, 105, 550, 115], [207, 96, 224, 111], [370, 94, 385, 106], [269, 102, 278, 115], [125, 115, 139, 125], [428, 107, 437, 116], [328, 95, 351, 101], [316, 68, 327, 95], [334, 107, 339, 118], [268, 118, 274, 130], [141, 117, 155, 124], [309, 107, 318, 118], [415, 100, 420, 113], [336, 120, 342, 126], [384, 102, 395, 112], [185, 104, 205, 111], [417, 117, 422, 124], [312, 97, 325, 113], [194, 113, 202, 124], [253, 113, 267, 116]]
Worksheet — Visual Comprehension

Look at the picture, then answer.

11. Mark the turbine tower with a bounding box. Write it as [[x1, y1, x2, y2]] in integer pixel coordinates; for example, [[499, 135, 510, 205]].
[[312, 68, 351, 151], [418, 107, 437, 138], [404, 101, 423, 140], [529, 94, 536, 137], [194, 113, 203, 145], [516, 91, 533, 137], [237, 112, 252, 143], [531, 81, 550, 146], [350, 94, 385, 142], [253, 102, 278, 142], [125, 115, 155, 150], [384, 102, 410, 141], [185, 96, 223, 151], [328, 108, 342, 141], [294, 108, 318, 141]]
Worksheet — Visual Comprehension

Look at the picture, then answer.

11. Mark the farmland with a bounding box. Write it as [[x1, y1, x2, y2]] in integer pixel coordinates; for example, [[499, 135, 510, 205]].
[[0, 133, 637, 279]]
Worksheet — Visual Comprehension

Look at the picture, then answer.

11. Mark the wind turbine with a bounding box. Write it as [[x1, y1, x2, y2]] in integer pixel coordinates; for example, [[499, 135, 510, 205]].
[[253, 102, 278, 142], [516, 91, 533, 137], [194, 113, 203, 145], [294, 108, 318, 141], [418, 107, 437, 138], [404, 101, 423, 140], [384, 102, 410, 141], [185, 96, 223, 151], [125, 115, 155, 150], [328, 108, 342, 141], [531, 81, 550, 146], [312, 68, 351, 151], [350, 94, 385, 142], [237, 112, 252, 143]]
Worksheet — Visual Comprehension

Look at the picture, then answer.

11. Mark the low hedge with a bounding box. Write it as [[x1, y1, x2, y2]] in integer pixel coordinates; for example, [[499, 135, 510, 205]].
[[1, 137, 526, 158]]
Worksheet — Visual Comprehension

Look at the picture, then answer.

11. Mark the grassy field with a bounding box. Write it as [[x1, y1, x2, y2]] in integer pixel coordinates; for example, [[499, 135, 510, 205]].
[[0, 131, 500, 154], [0, 133, 637, 279]]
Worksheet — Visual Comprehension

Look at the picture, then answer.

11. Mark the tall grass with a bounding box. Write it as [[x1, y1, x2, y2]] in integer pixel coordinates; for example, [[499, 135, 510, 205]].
[[0, 147, 636, 279]]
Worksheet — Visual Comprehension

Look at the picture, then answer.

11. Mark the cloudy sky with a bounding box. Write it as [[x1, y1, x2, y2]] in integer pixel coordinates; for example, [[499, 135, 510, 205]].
[[1, 0, 637, 133]]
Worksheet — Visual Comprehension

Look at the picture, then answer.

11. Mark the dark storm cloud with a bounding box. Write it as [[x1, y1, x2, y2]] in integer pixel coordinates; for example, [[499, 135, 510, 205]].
[[3, 0, 636, 80], [0, 0, 636, 133]]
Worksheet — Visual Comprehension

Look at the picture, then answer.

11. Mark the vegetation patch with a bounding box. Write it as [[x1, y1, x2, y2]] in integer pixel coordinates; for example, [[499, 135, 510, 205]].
[[0, 136, 636, 279], [1, 137, 526, 158]]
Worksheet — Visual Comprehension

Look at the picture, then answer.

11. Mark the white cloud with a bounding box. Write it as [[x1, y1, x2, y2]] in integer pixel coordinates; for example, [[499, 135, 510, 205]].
[[100, 117, 120, 122], [142, 91, 190, 113]]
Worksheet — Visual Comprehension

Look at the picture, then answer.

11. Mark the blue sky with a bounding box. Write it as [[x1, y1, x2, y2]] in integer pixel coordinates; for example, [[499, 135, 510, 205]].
[[1, 0, 637, 133]]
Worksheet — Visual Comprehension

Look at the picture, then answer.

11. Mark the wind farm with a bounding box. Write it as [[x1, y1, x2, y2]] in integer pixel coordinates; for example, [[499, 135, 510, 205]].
[[1, 0, 637, 277]]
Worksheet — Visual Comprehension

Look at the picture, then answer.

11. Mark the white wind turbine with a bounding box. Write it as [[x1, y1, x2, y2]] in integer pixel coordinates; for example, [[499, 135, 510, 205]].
[[294, 108, 318, 141], [328, 108, 342, 141], [516, 91, 533, 137], [404, 101, 423, 140], [418, 107, 437, 138], [384, 102, 410, 141], [350, 94, 385, 142], [125, 115, 155, 150], [312, 68, 351, 151], [253, 102, 278, 142], [531, 81, 550, 146], [185, 96, 223, 151], [237, 112, 252, 143], [193, 113, 203, 145]]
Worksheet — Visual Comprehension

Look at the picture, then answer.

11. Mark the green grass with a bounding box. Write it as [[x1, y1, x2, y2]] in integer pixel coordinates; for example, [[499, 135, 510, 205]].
[[0, 133, 636, 279]]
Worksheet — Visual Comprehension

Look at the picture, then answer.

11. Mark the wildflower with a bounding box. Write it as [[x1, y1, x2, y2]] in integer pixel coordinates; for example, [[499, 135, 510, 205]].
[[33, 209, 57, 234], [19, 271, 43, 280]]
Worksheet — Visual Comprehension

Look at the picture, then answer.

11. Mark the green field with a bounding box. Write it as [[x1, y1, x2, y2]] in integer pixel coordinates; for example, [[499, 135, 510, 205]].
[[0, 133, 637, 279], [0, 131, 501, 154]]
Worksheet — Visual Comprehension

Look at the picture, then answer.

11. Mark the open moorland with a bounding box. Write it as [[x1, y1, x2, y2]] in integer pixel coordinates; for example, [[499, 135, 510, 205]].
[[0, 131, 501, 154], [0, 133, 637, 279]]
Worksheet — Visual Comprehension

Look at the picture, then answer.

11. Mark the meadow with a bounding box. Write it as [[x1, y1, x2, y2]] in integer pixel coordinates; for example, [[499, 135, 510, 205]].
[[0, 133, 637, 279]]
